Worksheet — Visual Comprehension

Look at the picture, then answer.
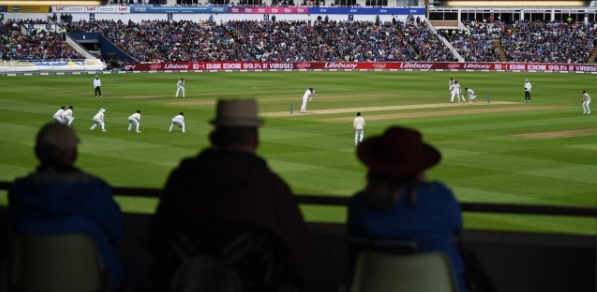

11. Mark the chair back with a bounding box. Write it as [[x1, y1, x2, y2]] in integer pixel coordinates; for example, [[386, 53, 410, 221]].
[[345, 236, 421, 255], [350, 250, 459, 292], [12, 233, 107, 292]]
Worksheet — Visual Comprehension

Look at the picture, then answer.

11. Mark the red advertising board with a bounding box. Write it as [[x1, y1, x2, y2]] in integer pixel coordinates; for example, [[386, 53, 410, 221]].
[[123, 62, 597, 73]]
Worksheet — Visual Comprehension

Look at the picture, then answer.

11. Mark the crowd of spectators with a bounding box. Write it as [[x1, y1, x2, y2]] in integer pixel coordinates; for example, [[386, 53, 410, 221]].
[[1, 19, 84, 61], [67, 19, 250, 62], [5, 17, 597, 63], [65, 18, 457, 62], [499, 20, 597, 63], [225, 19, 335, 61], [441, 19, 502, 62]]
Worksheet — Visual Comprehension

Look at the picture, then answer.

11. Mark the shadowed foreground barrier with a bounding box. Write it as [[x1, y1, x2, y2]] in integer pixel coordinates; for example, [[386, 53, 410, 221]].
[[0, 181, 595, 292]]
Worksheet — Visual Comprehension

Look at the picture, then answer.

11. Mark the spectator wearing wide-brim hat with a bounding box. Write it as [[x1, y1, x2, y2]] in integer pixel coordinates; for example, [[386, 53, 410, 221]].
[[347, 126, 470, 292], [149, 99, 310, 292]]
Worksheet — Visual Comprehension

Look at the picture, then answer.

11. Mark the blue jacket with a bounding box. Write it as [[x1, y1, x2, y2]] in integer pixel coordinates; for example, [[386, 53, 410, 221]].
[[9, 165, 125, 291], [347, 181, 466, 292]]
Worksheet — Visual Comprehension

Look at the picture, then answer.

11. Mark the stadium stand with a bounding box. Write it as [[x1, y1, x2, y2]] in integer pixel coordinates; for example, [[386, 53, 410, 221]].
[[0, 19, 86, 61], [63, 18, 459, 62], [499, 20, 597, 63]]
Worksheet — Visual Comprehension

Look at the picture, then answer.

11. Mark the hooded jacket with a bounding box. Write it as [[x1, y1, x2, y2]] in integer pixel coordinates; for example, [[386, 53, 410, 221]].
[[8, 165, 125, 289]]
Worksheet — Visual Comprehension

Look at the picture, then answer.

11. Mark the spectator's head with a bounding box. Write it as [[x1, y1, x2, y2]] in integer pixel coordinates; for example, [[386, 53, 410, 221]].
[[209, 99, 264, 152], [34, 123, 80, 167], [357, 126, 442, 207], [357, 126, 441, 179]]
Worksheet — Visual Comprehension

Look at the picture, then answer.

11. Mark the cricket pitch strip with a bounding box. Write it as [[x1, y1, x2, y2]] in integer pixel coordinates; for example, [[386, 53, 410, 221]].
[[262, 101, 568, 120]]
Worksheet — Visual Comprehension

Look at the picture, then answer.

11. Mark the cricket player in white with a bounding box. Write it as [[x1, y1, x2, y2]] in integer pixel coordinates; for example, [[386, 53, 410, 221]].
[[61, 106, 75, 126], [90, 108, 107, 132], [450, 81, 461, 103], [169, 112, 186, 132], [175, 78, 185, 98], [353, 112, 365, 146], [300, 88, 314, 113], [94, 76, 102, 98], [582, 90, 591, 114], [127, 110, 142, 133], [53, 106, 65, 124], [465, 87, 477, 104], [524, 79, 532, 102], [448, 78, 454, 99]]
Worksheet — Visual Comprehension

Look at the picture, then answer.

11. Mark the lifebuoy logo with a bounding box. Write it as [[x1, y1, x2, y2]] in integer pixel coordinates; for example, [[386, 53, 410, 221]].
[[324, 62, 358, 69], [463, 63, 491, 69], [150, 64, 162, 70], [164, 63, 189, 70], [399, 63, 432, 69], [296, 62, 310, 69]]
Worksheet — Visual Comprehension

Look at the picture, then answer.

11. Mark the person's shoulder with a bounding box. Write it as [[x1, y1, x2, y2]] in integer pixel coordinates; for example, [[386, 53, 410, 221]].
[[347, 191, 365, 206], [418, 181, 454, 196]]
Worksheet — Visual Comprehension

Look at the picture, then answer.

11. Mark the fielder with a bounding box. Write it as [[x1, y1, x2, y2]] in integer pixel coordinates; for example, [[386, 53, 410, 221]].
[[465, 87, 477, 104], [90, 108, 107, 132], [53, 106, 65, 124], [94, 76, 103, 98], [61, 105, 75, 126], [127, 110, 142, 133], [300, 88, 314, 113], [353, 112, 365, 146], [175, 78, 185, 98], [169, 112, 186, 132], [450, 81, 461, 103], [524, 79, 532, 102], [582, 90, 591, 114]]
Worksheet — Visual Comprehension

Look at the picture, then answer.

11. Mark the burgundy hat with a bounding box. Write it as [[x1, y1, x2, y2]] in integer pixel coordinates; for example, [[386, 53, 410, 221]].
[[357, 126, 441, 178]]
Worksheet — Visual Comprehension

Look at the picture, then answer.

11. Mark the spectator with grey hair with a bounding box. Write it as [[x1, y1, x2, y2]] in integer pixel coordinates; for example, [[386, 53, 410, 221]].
[[8, 123, 125, 291]]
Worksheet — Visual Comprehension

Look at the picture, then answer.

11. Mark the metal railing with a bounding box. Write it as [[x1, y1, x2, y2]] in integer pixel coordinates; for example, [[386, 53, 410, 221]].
[[1, 181, 595, 218]]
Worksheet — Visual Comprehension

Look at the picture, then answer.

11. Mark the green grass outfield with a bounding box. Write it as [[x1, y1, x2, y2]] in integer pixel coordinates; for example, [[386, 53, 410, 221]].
[[0, 70, 595, 235]]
